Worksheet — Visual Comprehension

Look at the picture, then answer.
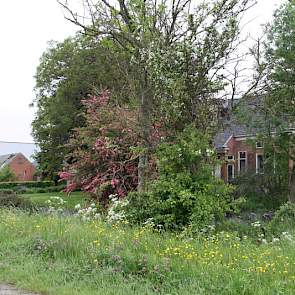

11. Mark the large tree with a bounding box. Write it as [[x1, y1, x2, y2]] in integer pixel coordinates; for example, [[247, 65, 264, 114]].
[[58, 0, 255, 191], [263, 1, 295, 202], [33, 34, 131, 179], [241, 1, 295, 202]]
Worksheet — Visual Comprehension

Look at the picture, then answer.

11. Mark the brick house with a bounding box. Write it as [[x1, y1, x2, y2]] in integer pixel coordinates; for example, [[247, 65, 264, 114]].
[[214, 98, 266, 183], [0, 153, 36, 181], [214, 126, 264, 183]]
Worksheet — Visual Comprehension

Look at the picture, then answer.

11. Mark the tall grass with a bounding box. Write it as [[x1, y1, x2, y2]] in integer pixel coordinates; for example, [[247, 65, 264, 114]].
[[0, 209, 295, 294]]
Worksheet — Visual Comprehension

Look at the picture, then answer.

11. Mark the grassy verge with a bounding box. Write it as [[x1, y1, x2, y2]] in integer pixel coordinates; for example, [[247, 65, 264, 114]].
[[0, 210, 295, 295], [21, 191, 88, 209]]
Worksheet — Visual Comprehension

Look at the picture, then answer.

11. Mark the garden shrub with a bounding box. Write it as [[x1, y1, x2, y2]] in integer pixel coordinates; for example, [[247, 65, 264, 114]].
[[0, 191, 35, 210], [232, 147, 288, 212], [0, 182, 65, 194], [268, 202, 295, 234], [125, 127, 235, 231], [0, 189, 15, 194]]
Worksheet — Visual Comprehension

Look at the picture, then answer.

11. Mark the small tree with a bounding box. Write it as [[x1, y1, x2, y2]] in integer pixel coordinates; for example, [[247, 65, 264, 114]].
[[60, 90, 163, 202], [0, 166, 16, 182]]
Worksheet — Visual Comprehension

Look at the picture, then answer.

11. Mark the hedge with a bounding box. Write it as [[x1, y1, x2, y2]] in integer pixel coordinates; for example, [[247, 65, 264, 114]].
[[0, 181, 55, 189]]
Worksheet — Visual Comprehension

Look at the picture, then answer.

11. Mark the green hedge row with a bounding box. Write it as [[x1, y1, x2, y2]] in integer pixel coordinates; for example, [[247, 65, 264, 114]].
[[0, 185, 66, 194], [0, 181, 55, 189]]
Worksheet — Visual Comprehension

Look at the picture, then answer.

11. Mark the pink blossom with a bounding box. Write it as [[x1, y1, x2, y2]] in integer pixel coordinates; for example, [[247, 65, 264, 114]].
[[111, 178, 120, 188], [59, 171, 73, 180]]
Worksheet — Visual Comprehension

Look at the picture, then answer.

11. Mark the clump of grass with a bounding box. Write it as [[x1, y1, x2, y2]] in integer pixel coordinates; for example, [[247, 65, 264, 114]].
[[0, 209, 295, 294]]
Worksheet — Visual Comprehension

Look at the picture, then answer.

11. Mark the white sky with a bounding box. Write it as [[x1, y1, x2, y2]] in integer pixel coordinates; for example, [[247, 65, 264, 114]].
[[0, 0, 286, 143]]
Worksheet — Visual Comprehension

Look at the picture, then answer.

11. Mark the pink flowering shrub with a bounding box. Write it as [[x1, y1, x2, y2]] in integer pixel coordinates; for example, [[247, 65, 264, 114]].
[[59, 90, 140, 201], [60, 90, 164, 203]]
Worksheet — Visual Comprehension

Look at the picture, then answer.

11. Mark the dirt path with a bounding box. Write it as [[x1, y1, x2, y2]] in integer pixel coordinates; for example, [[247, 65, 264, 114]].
[[0, 284, 39, 295]]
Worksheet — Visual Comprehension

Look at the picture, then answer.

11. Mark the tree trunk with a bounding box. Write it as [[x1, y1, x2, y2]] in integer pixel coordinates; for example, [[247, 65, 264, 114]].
[[288, 157, 295, 203], [138, 150, 149, 192], [137, 82, 151, 193]]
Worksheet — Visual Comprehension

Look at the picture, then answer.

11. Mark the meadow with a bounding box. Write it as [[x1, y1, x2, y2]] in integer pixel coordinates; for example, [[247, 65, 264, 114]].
[[0, 209, 295, 295], [22, 191, 87, 209]]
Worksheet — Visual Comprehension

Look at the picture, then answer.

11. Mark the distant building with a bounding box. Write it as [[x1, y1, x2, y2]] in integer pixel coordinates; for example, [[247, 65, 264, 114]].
[[213, 97, 294, 183], [213, 98, 266, 183], [0, 153, 36, 181], [0, 141, 37, 162]]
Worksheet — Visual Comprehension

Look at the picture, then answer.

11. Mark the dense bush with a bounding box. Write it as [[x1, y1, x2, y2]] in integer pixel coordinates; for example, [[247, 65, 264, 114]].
[[0, 189, 15, 194], [232, 146, 288, 211], [0, 191, 34, 210], [0, 181, 55, 189], [268, 202, 295, 234], [0, 182, 66, 194], [124, 127, 235, 231]]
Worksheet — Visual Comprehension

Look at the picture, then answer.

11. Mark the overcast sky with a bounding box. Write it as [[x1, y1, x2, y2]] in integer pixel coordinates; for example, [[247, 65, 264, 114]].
[[0, 0, 286, 143]]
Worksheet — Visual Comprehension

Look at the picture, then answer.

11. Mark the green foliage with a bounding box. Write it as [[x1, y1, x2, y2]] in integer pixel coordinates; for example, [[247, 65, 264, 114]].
[[269, 202, 295, 234], [234, 1, 295, 203], [33, 35, 131, 179], [265, 1, 295, 122], [20, 185, 65, 194], [22, 192, 87, 210], [0, 181, 66, 195], [0, 191, 34, 210], [125, 127, 234, 230], [0, 181, 55, 190], [0, 166, 16, 182], [232, 150, 288, 211], [1, 211, 295, 294]]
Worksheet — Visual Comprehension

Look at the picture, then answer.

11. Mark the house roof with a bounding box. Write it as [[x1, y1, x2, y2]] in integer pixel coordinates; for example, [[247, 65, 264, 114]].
[[0, 141, 37, 162], [214, 122, 248, 150], [0, 153, 17, 168], [214, 97, 264, 150]]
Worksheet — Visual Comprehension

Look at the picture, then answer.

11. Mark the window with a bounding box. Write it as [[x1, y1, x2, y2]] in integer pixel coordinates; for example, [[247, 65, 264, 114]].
[[238, 151, 247, 173], [256, 142, 264, 148], [214, 164, 221, 178], [256, 154, 264, 174], [227, 164, 234, 183], [226, 155, 234, 161]]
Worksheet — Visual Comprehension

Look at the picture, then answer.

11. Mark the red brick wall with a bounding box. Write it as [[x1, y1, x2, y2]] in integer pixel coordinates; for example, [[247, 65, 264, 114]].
[[7, 154, 36, 181], [220, 137, 263, 182]]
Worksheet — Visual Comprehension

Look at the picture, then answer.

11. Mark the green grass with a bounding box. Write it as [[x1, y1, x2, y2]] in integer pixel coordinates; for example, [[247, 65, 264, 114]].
[[21, 191, 89, 209], [0, 210, 295, 294]]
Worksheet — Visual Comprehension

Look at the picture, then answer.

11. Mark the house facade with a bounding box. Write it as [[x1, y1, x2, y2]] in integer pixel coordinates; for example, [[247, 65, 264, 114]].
[[0, 153, 36, 181], [214, 98, 265, 183], [214, 133, 264, 183]]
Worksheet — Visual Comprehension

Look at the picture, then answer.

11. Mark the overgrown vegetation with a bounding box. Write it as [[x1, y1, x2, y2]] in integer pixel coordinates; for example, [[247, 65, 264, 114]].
[[5, 1, 293, 293], [1, 210, 295, 295], [124, 127, 235, 231], [0, 191, 34, 211]]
